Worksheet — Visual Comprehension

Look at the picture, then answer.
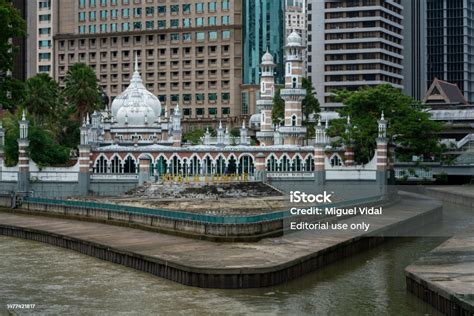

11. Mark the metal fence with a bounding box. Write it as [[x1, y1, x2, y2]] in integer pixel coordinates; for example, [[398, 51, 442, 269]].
[[24, 195, 384, 225]]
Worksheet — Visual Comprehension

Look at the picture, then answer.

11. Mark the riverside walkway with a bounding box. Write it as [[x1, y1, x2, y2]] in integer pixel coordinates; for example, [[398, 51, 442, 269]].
[[406, 226, 474, 315], [0, 192, 441, 288]]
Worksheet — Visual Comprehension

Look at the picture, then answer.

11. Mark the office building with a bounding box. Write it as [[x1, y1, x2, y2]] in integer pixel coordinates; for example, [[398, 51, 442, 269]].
[[242, 0, 284, 85], [426, 0, 474, 103], [54, 0, 242, 128], [307, 0, 405, 110]]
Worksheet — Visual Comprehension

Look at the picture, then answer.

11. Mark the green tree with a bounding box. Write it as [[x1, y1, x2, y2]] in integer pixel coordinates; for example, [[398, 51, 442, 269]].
[[271, 88, 285, 125], [0, 0, 26, 111], [328, 84, 443, 163], [302, 78, 320, 138], [23, 73, 62, 126], [63, 63, 101, 118], [3, 112, 70, 167]]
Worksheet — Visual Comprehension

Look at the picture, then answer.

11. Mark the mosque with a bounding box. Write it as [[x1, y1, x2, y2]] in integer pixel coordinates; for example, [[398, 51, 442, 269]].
[[0, 32, 390, 197]]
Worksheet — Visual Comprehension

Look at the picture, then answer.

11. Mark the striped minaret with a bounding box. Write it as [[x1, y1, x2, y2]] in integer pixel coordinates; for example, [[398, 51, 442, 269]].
[[18, 110, 30, 193], [279, 31, 307, 145], [256, 48, 276, 146], [78, 117, 91, 195], [376, 112, 388, 189], [314, 118, 326, 186]]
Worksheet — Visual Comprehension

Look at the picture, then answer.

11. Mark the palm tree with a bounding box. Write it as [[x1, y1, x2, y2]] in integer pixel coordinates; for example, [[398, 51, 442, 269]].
[[63, 63, 101, 119], [23, 73, 61, 126]]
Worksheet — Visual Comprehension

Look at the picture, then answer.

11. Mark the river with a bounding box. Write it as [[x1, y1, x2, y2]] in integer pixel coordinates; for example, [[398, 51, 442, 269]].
[[0, 202, 472, 315]]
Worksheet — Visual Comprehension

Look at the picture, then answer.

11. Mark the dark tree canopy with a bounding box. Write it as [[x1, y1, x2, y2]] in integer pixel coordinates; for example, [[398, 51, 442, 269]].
[[63, 63, 101, 118], [328, 84, 443, 163]]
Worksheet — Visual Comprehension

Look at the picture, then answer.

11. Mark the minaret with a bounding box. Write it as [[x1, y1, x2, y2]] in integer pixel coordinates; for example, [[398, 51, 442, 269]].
[[18, 110, 30, 193], [172, 103, 182, 147], [78, 117, 91, 196], [240, 120, 249, 145], [376, 112, 388, 192], [217, 121, 224, 145], [344, 116, 355, 166], [256, 48, 276, 146], [314, 117, 326, 186], [279, 31, 307, 145]]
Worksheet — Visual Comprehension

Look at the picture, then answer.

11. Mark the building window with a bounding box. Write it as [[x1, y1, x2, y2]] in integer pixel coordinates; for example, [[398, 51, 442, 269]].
[[222, 0, 230, 10], [89, 0, 96, 7], [209, 31, 217, 40], [208, 16, 216, 26], [134, 7, 142, 17], [208, 93, 217, 101], [79, 12, 86, 21], [89, 11, 96, 21], [158, 6, 166, 14], [146, 21, 154, 29], [183, 33, 191, 41], [89, 25, 97, 33], [222, 30, 230, 40], [146, 6, 154, 16], [170, 5, 179, 13], [196, 93, 205, 101], [196, 108, 204, 116], [122, 22, 129, 31], [111, 23, 117, 32], [222, 16, 229, 25], [170, 33, 179, 41], [183, 108, 191, 116], [171, 19, 179, 28], [241, 92, 249, 114], [222, 107, 230, 115], [39, 14, 51, 21], [208, 1, 216, 12], [292, 115, 297, 126], [79, 25, 86, 33], [79, 0, 86, 8], [222, 93, 230, 101], [196, 17, 204, 27], [158, 20, 166, 29], [122, 8, 129, 18], [183, 18, 191, 27], [196, 3, 204, 13], [111, 9, 117, 18], [196, 32, 205, 41], [183, 4, 191, 13], [209, 108, 217, 115]]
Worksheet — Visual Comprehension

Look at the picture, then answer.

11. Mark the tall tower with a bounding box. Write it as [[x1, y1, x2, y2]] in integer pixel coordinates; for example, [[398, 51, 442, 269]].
[[279, 31, 307, 145], [256, 48, 276, 146]]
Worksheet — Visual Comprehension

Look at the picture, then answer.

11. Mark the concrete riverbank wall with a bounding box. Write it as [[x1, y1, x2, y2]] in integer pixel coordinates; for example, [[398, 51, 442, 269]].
[[0, 194, 442, 289], [424, 186, 474, 208], [0, 196, 284, 242], [405, 229, 474, 315]]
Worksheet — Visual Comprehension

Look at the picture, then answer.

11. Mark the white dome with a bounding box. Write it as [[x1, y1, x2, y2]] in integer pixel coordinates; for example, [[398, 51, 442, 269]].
[[111, 58, 161, 126], [261, 48, 275, 65], [287, 31, 302, 47]]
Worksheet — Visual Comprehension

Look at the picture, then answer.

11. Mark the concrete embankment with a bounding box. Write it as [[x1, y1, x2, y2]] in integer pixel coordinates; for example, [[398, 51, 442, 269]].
[[405, 227, 474, 315], [425, 186, 474, 208], [0, 193, 441, 289]]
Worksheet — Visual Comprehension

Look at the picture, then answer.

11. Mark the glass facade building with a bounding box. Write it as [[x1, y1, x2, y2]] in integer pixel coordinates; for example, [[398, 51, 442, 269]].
[[427, 0, 474, 103], [242, 0, 284, 85]]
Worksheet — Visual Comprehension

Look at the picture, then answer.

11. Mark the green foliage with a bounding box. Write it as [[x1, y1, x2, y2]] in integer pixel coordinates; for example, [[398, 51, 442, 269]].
[[0, 0, 26, 72], [0, 0, 26, 111], [0, 76, 24, 111], [302, 78, 320, 123], [328, 85, 444, 164], [183, 129, 205, 145], [3, 112, 70, 167], [230, 127, 240, 137], [271, 88, 285, 125], [63, 63, 101, 118], [23, 74, 62, 126]]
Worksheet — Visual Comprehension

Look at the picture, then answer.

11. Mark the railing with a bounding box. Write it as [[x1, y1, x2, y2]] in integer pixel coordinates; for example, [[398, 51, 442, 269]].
[[23, 195, 384, 225]]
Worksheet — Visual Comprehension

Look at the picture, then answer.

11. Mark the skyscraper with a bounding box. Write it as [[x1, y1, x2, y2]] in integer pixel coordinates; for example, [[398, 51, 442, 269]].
[[54, 0, 242, 128], [307, 0, 405, 110], [242, 0, 284, 85], [401, 0, 427, 100], [426, 0, 474, 103]]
